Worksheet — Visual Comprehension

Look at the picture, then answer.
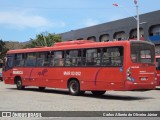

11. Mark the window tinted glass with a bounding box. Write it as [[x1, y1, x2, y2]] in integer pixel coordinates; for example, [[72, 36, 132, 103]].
[[50, 51, 64, 66], [84, 48, 101, 66], [131, 42, 155, 63], [15, 54, 25, 67], [37, 52, 50, 67], [5, 55, 14, 70], [65, 50, 81, 66], [102, 47, 123, 66], [25, 53, 36, 67]]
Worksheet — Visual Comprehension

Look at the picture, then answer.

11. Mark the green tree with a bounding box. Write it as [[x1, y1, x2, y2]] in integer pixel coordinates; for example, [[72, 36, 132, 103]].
[[25, 32, 62, 48], [0, 39, 8, 60]]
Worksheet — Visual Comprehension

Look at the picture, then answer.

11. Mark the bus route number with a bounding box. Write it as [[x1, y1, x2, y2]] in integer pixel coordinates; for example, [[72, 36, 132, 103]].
[[64, 71, 81, 76]]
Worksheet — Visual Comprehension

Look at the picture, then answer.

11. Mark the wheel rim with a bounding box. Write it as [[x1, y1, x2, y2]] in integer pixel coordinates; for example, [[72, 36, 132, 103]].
[[70, 82, 78, 93], [17, 80, 21, 88]]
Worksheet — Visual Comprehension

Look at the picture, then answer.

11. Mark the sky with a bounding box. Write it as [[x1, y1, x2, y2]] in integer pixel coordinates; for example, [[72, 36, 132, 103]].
[[0, 0, 159, 42]]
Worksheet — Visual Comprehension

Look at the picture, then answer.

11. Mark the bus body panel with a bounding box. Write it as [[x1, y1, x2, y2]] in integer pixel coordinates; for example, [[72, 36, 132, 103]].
[[131, 65, 155, 83], [156, 71, 160, 86], [124, 64, 156, 90], [3, 67, 124, 90], [3, 65, 156, 91], [3, 40, 156, 92], [156, 56, 160, 86]]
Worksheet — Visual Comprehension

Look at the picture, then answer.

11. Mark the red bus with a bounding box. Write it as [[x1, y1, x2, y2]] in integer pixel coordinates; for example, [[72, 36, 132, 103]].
[[156, 55, 160, 86], [2, 40, 156, 95]]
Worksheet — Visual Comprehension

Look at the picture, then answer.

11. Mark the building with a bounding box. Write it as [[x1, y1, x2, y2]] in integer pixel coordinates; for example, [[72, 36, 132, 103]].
[[60, 10, 160, 54]]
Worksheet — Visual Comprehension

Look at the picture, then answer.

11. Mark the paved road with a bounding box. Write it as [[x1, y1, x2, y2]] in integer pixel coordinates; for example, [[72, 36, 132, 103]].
[[0, 81, 160, 112]]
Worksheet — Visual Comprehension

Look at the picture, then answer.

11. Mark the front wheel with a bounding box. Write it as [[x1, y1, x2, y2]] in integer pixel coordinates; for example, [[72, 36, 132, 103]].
[[16, 78, 25, 90], [91, 91, 106, 96], [68, 80, 81, 96]]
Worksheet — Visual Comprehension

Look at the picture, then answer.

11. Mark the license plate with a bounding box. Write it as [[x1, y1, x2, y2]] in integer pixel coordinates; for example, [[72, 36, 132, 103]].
[[141, 77, 147, 81]]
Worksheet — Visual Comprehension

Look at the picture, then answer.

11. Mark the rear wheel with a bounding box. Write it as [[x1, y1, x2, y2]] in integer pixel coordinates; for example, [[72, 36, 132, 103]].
[[91, 91, 106, 96], [68, 79, 82, 96], [16, 77, 25, 90]]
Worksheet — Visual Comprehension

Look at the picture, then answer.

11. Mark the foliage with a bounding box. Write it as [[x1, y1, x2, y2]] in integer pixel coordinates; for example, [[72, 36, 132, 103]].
[[5, 41, 25, 50], [0, 40, 8, 60], [25, 32, 62, 48]]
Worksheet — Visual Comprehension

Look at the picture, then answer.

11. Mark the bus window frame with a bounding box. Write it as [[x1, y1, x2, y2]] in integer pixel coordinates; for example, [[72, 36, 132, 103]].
[[24, 52, 37, 67], [36, 51, 50, 67], [4, 54, 15, 71], [15, 53, 25, 67], [50, 50, 65, 67], [83, 48, 102, 66], [101, 46, 124, 67], [130, 42, 155, 64], [65, 49, 82, 67]]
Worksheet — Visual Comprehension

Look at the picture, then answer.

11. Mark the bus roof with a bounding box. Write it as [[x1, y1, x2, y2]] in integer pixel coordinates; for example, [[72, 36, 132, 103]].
[[6, 40, 153, 54]]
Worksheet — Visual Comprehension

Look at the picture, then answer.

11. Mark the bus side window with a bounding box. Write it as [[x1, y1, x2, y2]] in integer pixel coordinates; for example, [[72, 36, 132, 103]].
[[85, 48, 101, 66], [37, 52, 50, 67], [50, 52, 54, 66], [86, 49, 94, 66], [7, 57, 14, 68], [15, 53, 25, 67], [25, 53, 36, 67], [65, 50, 81, 66], [102, 48, 111, 66], [53, 51, 64, 66], [102, 47, 123, 66], [4, 55, 14, 71]]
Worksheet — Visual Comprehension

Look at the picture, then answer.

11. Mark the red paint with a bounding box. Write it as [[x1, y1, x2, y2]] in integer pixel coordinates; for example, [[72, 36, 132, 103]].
[[156, 55, 160, 86], [3, 40, 156, 91]]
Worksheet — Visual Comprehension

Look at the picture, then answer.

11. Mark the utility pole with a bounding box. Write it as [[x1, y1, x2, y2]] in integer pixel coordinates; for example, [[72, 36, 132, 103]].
[[113, 0, 140, 40], [134, 0, 140, 40]]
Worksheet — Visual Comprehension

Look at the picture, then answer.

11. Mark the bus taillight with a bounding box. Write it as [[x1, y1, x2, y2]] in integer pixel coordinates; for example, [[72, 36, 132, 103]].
[[127, 67, 135, 82]]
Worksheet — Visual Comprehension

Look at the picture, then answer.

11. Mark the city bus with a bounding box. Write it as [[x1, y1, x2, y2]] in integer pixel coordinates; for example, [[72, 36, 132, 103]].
[[156, 55, 160, 86], [0, 62, 2, 81], [2, 40, 157, 95]]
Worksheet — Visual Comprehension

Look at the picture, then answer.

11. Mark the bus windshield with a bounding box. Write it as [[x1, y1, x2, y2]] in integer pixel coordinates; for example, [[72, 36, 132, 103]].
[[131, 42, 155, 64]]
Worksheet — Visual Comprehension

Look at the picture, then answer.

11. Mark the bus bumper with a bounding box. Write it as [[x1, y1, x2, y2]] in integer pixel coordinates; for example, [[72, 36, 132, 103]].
[[156, 80, 160, 86], [124, 81, 156, 91]]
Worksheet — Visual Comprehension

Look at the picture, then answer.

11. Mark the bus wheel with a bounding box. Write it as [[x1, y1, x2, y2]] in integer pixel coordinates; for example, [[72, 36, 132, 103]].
[[91, 91, 106, 96], [68, 80, 81, 96], [39, 87, 45, 91], [16, 78, 25, 90]]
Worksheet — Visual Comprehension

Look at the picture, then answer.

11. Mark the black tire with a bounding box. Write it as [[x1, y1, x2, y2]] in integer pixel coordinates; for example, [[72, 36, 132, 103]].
[[80, 91, 85, 95], [16, 77, 25, 90], [68, 80, 81, 96], [39, 87, 45, 91], [91, 91, 106, 96]]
